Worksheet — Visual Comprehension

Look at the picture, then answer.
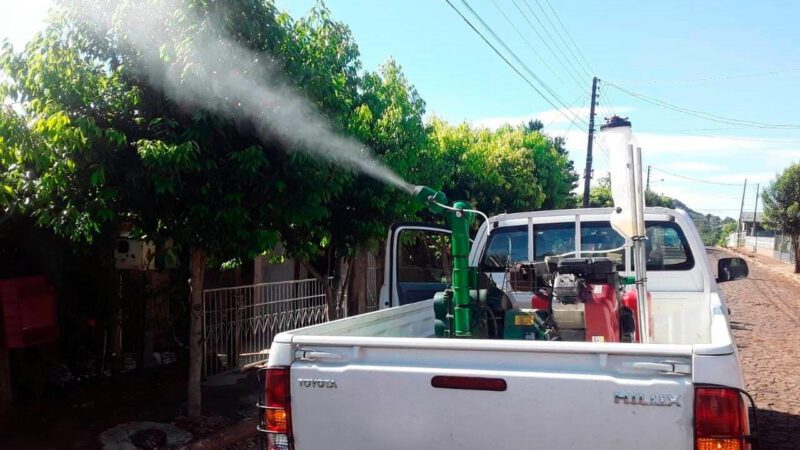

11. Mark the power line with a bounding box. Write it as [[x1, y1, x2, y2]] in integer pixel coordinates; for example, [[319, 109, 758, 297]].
[[518, 0, 589, 89], [638, 130, 800, 145], [528, 0, 591, 79], [509, 0, 588, 93], [558, 95, 589, 139], [650, 166, 744, 186], [641, 126, 761, 133], [606, 82, 800, 130], [531, 0, 592, 79], [542, 92, 588, 130], [488, 0, 584, 100], [542, 0, 595, 76], [618, 67, 800, 85], [444, 0, 588, 128], [597, 88, 618, 117]]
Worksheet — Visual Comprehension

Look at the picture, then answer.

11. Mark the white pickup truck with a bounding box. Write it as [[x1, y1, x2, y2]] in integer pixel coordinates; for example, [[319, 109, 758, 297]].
[[258, 207, 756, 450]]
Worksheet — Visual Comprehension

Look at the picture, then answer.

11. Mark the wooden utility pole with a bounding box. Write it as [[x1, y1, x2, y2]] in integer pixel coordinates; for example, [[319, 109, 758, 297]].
[[582, 76, 599, 207], [646, 165, 652, 192], [736, 178, 748, 247], [752, 184, 760, 252]]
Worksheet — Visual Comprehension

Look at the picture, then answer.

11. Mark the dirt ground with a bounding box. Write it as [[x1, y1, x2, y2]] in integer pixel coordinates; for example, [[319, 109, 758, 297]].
[[717, 251, 800, 449], [0, 365, 258, 449]]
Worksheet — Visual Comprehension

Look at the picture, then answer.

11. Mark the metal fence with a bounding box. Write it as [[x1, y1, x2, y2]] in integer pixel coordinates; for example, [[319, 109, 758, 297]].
[[774, 233, 797, 264], [202, 278, 340, 376]]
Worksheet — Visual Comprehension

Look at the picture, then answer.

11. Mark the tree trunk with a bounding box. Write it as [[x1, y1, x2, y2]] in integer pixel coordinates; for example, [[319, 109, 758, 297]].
[[794, 234, 800, 274], [188, 247, 206, 418], [337, 257, 354, 317], [348, 251, 367, 315], [302, 261, 337, 321]]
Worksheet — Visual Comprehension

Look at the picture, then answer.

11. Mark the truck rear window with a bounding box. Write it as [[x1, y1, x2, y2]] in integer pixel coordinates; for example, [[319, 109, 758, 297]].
[[580, 221, 694, 271], [480, 220, 694, 272], [534, 223, 575, 260], [481, 225, 528, 271]]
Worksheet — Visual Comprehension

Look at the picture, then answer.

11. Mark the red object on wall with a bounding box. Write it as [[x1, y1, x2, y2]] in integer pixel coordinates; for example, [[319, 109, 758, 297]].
[[584, 283, 621, 343], [621, 289, 653, 342], [0, 276, 58, 348]]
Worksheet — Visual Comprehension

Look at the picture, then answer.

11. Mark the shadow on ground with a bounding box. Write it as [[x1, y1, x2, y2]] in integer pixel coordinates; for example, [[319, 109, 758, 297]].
[[0, 365, 258, 450], [753, 408, 800, 449]]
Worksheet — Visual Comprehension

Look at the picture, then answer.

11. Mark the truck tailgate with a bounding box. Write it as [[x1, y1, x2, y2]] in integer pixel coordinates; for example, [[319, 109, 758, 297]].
[[289, 342, 694, 450]]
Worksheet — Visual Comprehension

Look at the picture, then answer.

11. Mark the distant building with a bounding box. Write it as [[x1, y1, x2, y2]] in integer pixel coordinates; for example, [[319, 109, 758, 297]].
[[739, 211, 773, 237]]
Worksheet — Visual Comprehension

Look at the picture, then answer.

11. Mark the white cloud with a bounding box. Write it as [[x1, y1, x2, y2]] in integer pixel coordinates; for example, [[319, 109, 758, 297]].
[[553, 129, 784, 218]]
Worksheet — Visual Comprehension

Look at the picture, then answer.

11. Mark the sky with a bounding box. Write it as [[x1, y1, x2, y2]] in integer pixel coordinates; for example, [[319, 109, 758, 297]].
[[3, 0, 800, 218]]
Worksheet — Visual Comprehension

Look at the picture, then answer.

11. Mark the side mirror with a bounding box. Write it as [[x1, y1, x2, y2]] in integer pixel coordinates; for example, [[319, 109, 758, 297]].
[[717, 257, 749, 282]]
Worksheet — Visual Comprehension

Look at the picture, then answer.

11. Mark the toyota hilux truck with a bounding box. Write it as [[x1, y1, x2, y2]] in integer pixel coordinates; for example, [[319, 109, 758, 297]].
[[257, 207, 756, 450]]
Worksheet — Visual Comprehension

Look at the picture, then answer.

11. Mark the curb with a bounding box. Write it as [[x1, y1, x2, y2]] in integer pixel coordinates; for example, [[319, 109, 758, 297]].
[[180, 418, 258, 450]]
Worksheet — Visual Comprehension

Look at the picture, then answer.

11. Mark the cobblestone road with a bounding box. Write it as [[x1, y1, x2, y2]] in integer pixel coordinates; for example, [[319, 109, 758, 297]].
[[719, 254, 800, 449]]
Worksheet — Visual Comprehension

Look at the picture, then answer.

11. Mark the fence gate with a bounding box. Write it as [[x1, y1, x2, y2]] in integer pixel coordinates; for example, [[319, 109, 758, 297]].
[[202, 278, 332, 376], [774, 233, 797, 264]]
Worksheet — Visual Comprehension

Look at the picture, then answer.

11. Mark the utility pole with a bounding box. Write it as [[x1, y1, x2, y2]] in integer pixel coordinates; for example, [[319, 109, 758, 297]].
[[752, 184, 760, 253], [736, 178, 747, 247], [582, 76, 599, 207], [646, 165, 652, 192]]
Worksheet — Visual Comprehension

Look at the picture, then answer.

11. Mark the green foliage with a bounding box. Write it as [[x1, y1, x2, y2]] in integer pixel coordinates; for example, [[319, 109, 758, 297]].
[[718, 221, 738, 246], [586, 179, 735, 246], [763, 163, 800, 236], [0, 0, 581, 277], [762, 163, 800, 272], [586, 176, 613, 207], [587, 177, 675, 209], [427, 119, 576, 216]]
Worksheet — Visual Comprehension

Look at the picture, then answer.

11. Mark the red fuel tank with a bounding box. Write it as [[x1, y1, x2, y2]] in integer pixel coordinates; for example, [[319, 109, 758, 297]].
[[584, 283, 620, 343], [531, 291, 550, 310], [621, 289, 653, 342]]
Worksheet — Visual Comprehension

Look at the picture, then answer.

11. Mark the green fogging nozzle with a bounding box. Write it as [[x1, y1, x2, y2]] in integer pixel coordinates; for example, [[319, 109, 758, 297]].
[[413, 185, 448, 214]]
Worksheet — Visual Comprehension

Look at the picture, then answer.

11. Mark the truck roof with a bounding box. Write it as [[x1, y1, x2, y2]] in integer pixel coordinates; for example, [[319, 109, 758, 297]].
[[489, 206, 687, 226]]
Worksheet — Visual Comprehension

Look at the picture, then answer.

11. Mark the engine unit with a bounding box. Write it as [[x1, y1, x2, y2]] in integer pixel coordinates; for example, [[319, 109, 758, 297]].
[[550, 257, 628, 343]]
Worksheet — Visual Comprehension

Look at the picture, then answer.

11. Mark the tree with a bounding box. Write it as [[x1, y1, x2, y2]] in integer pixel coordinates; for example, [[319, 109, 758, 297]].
[[763, 163, 800, 273], [587, 178, 675, 209], [718, 221, 738, 247], [587, 176, 613, 207], [427, 120, 576, 216], [0, 0, 357, 417], [1, 0, 584, 417], [280, 56, 435, 321]]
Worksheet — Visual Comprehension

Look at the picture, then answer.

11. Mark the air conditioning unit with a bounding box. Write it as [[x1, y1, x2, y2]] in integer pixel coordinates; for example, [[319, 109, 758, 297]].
[[114, 238, 157, 270]]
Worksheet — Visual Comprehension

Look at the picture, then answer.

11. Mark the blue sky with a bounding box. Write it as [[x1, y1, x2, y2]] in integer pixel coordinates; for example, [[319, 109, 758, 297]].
[[4, 0, 800, 217]]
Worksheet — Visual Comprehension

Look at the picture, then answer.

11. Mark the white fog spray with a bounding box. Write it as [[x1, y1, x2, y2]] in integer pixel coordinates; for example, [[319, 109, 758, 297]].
[[75, 0, 414, 193]]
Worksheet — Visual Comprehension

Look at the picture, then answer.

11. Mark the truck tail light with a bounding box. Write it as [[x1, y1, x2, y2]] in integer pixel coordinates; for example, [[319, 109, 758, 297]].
[[259, 367, 293, 450], [695, 387, 750, 450]]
